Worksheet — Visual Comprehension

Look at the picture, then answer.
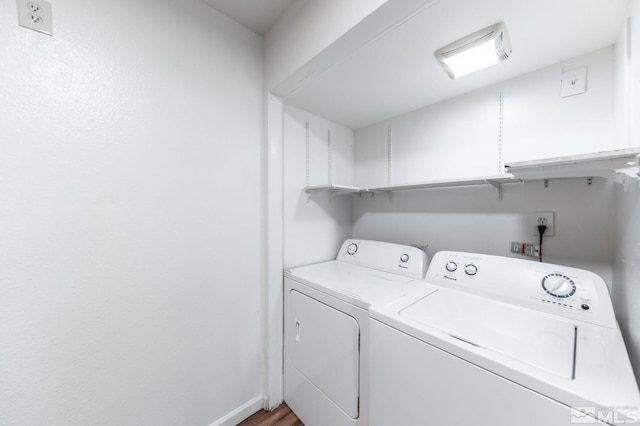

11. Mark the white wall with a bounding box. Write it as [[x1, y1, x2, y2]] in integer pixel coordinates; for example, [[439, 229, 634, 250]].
[[502, 47, 616, 162], [612, 0, 640, 386], [0, 1, 265, 425], [355, 90, 500, 187], [613, 185, 640, 385], [352, 178, 614, 286], [265, 95, 285, 409], [283, 106, 354, 268], [264, 0, 388, 90], [629, 0, 640, 146]]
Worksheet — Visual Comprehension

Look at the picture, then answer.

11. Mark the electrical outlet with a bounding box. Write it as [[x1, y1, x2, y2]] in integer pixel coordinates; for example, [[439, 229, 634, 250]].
[[532, 211, 554, 236], [17, 0, 52, 36]]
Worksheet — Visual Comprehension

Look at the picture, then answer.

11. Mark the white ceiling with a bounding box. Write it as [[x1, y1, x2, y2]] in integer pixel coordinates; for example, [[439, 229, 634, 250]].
[[201, 0, 295, 35], [281, 0, 630, 129]]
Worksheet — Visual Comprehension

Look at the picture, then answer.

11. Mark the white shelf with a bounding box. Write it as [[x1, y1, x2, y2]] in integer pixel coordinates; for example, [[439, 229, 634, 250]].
[[369, 175, 521, 192], [304, 184, 365, 196], [303, 148, 640, 199], [304, 175, 522, 200], [505, 148, 640, 181]]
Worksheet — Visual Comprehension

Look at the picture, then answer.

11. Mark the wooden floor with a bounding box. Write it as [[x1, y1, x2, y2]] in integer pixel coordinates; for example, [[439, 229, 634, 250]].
[[237, 403, 304, 426]]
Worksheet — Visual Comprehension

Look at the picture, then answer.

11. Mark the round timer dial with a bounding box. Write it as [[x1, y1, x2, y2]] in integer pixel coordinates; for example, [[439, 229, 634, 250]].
[[346, 243, 358, 255], [464, 264, 478, 276], [542, 273, 576, 298]]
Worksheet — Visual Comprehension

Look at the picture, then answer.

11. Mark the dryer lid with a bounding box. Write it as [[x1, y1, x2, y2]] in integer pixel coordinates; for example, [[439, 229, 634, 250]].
[[399, 289, 576, 378]]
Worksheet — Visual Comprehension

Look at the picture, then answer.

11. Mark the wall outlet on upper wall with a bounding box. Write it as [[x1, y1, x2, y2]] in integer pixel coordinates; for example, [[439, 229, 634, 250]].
[[532, 211, 554, 236], [17, 0, 52, 36]]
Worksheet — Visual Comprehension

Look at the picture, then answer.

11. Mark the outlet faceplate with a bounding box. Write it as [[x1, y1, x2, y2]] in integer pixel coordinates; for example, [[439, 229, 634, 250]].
[[511, 241, 541, 258], [17, 0, 52, 35], [532, 211, 554, 236], [561, 67, 587, 98]]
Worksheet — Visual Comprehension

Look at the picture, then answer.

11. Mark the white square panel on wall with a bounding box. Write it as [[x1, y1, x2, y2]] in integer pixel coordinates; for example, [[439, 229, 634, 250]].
[[560, 67, 588, 98]]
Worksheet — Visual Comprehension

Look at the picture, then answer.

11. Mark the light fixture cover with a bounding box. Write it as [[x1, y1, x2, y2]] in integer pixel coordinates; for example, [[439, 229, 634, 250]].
[[435, 23, 512, 79]]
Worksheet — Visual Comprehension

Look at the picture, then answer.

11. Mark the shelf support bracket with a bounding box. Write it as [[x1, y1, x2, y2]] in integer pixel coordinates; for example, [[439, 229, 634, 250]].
[[485, 179, 503, 200], [357, 189, 375, 199]]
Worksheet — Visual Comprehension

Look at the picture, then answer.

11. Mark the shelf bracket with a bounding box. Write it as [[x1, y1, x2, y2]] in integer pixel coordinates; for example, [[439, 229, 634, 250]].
[[484, 179, 503, 200], [616, 165, 640, 192], [357, 189, 375, 199], [306, 189, 341, 203]]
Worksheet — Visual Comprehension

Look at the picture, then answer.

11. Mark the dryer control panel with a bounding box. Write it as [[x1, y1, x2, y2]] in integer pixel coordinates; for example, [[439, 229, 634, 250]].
[[426, 251, 616, 328], [337, 239, 429, 280]]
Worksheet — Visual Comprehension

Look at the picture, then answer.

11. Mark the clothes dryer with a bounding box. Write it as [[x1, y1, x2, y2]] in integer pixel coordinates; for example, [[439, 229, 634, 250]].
[[284, 239, 428, 426]]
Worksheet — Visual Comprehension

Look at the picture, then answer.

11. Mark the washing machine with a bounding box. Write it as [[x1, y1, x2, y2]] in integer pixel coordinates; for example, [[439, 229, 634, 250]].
[[369, 251, 640, 426], [284, 239, 429, 426]]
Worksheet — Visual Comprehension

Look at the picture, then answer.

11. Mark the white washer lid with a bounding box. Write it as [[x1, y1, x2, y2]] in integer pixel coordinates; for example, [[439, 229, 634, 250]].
[[399, 289, 576, 378]]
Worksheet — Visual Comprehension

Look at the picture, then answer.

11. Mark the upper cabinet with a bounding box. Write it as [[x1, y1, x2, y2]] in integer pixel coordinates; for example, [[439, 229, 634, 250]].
[[274, 0, 639, 191]]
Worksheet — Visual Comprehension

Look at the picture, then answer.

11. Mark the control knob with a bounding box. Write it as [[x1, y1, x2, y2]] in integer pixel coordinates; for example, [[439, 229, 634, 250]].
[[464, 264, 478, 276], [400, 254, 409, 263], [346, 243, 358, 255], [542, 273, 576, 298], [445, 261, 457, 272]]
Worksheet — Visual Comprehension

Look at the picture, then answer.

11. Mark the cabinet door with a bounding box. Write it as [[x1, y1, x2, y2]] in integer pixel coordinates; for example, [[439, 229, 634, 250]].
[[287, 289, 360, 418]]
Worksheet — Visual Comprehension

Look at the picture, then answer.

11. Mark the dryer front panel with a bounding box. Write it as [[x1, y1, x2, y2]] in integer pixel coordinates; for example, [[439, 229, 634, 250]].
[[287, 289, 360, 418]]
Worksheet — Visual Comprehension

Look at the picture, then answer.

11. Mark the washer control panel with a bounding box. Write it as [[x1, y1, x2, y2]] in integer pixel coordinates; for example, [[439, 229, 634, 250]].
[[337, 239, 429, 280], [426, 251, 615, 328]]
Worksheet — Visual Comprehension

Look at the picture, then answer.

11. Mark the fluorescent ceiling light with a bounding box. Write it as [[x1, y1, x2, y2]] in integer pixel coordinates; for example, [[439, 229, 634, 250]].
[[435, 23, 512, 79]]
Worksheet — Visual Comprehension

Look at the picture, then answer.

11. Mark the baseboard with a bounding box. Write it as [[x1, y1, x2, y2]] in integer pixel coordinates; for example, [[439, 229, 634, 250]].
[[209, 395, 264, 426]]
